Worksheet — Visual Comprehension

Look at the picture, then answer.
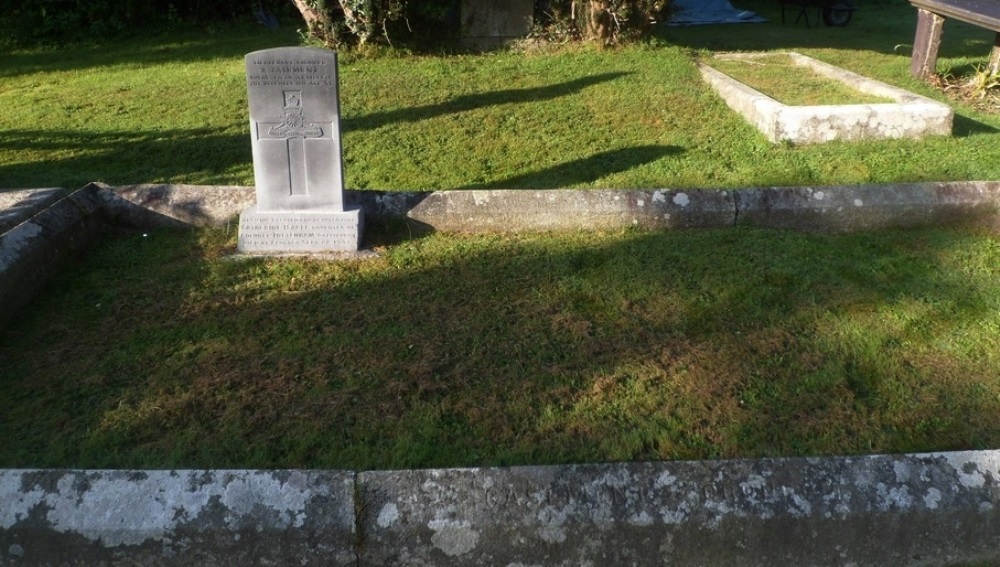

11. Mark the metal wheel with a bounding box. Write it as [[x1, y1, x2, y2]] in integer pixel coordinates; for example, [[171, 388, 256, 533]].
[[822, 1, 854, 26]]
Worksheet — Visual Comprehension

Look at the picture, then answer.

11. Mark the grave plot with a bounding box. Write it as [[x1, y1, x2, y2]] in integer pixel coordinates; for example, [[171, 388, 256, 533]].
[[699, 52, 953, 144]]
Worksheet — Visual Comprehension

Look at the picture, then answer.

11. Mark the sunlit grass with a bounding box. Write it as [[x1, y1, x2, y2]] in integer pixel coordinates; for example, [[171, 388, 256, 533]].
[[3, 4, 1000, 190]]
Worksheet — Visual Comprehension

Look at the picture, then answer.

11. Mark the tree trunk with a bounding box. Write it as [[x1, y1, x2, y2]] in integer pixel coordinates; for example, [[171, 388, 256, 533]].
[[336, 0, 373, 45], [290, 0, 334, 42], [586, 0, 613, 42]]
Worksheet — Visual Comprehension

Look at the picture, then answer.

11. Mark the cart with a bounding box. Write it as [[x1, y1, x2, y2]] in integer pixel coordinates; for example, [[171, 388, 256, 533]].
[[779, 0, 857, 27]]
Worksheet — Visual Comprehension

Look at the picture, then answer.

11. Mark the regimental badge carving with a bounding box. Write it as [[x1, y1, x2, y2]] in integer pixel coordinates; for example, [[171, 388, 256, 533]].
[[267, 91, 324, 139]]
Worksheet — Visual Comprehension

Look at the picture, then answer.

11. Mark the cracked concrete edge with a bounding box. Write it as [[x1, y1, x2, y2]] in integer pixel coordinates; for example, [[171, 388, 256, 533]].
[[3, 451, 1000, 565]]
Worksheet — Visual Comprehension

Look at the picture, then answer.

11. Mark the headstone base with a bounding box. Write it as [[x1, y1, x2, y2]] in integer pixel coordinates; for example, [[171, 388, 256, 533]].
[[238, 206, 363, 253]]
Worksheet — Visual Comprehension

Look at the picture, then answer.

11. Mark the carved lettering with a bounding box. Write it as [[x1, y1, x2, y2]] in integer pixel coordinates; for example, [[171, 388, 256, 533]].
[[246, 58, 336, 87]]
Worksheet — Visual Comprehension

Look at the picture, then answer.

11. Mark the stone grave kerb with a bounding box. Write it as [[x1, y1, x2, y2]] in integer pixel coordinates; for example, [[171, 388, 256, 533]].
[[239, 46, 363, 253]]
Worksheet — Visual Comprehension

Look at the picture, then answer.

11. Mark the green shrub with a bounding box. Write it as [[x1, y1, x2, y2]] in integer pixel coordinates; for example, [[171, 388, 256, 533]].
[[291, 0, 458, 48], [292, 0, 669, 49], [0, 0, 668, 47]]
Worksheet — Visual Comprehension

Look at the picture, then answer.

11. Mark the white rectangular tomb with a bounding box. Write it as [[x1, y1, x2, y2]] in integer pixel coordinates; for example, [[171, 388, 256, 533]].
[[698, 52, 953, 144], [239, 46, 362, 253]]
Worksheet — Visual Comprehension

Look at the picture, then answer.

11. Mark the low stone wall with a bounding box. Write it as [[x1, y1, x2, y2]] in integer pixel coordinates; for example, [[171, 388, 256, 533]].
[[0, 188, 106, 327], [735, 181, 1000, 232], [97, 181, 1000, 233], [97, 182, 255, 228], [1, 470, 356, 566], [0, 188, 70, 234], [4, 451, 1000, 565]]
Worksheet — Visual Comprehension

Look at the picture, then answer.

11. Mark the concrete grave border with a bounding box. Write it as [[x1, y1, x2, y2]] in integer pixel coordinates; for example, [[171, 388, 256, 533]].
[[4, 451, 1000, 565], [4, 182, 1000, 563], [699, 52, 954, 143]]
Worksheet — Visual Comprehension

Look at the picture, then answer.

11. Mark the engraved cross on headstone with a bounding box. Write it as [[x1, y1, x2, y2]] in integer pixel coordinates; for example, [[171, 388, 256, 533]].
[[245, 47, 345, 212], [254, 90, 334, 197]]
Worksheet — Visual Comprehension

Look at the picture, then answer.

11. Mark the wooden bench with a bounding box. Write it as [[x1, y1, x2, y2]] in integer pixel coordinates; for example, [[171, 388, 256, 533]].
[[909, 0, 1000, 78]]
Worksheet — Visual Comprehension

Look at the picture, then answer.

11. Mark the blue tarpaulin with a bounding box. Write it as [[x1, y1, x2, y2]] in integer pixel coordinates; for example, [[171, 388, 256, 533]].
[[668, 0, 767, 25]]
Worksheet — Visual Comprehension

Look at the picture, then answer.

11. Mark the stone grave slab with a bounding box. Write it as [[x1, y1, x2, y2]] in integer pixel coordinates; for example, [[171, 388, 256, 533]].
[[461, 0, 534, 47], [239, 47, 362, 253], [699, 52, 953, 144]]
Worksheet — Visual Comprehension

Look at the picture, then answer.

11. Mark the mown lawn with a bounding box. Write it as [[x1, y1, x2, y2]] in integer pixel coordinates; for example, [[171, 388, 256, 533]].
[[2, 1, 1000, 190]]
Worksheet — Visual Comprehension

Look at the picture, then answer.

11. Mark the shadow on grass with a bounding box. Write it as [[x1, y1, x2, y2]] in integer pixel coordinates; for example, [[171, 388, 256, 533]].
[[0, 128, 250, 188], [3, 71, 634, 188], [952, 112, 1000, 137], [342, 72, 631, 133], [463, 145, 683, 189], [2, 224, 1000, 470]]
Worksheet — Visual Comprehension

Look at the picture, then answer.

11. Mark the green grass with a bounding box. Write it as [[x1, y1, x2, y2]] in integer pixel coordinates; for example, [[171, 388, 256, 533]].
[[3, 3, 1000, 191], [708, 53, 895, 106], [3, 224, 1000, 469]]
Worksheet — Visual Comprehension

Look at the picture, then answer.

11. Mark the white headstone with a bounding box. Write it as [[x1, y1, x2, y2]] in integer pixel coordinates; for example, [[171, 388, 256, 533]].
[[239, 47, 362, 253]]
